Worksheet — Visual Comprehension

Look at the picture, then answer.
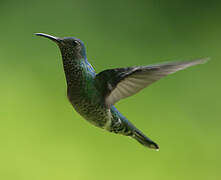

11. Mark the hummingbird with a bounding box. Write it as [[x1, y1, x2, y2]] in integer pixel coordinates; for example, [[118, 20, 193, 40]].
[[36, 33, 208, 150]]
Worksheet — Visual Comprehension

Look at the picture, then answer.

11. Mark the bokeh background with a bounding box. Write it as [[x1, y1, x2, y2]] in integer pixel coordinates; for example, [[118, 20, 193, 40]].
[[0, 0, 220, 179]]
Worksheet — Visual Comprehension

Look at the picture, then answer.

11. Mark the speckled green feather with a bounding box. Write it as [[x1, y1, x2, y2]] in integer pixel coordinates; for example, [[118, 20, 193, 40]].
[[36, 33, 209, 150]]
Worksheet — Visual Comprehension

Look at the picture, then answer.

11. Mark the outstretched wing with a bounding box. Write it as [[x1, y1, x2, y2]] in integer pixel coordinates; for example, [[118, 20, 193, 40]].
[[95, 58, 209, 107]]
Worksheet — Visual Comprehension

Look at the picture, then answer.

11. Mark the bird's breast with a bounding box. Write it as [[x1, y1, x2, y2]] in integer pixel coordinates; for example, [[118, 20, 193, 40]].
[[67, 89, 110, 128]]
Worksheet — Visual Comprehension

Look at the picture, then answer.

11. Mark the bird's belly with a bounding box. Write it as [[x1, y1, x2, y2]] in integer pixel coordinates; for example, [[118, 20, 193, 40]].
[[70, 97, 110, 128]]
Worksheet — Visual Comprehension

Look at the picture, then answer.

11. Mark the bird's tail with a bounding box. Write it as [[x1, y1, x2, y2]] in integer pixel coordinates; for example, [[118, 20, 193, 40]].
[[132, 129, 159, 150]]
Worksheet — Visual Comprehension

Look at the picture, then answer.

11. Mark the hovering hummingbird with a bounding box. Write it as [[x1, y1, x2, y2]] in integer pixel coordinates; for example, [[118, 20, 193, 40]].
[[36, 33, 208, 150]]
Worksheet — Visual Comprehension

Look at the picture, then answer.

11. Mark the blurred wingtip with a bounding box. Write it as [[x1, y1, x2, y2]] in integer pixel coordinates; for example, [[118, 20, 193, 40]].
[[181, 57, 210, 68], [198, 57, 211, 64]]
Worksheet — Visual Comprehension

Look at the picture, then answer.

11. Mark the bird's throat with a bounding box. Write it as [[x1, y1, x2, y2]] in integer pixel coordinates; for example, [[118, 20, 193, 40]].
[[61, 54, 85, 89]]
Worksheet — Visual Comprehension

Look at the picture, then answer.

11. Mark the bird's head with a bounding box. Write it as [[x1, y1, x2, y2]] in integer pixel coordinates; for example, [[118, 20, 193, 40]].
[[35, 33, 86, 60]]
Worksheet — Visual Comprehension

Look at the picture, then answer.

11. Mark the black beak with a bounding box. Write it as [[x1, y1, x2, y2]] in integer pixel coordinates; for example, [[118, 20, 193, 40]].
[[35, 33, 61, 43]]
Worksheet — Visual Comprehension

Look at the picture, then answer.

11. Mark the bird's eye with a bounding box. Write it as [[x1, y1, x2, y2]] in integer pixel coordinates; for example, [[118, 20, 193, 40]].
[[73, 40, 80, 46]]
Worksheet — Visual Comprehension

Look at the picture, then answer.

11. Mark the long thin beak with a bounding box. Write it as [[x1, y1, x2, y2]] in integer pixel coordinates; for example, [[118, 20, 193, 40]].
[[35, 33, 61, 43]]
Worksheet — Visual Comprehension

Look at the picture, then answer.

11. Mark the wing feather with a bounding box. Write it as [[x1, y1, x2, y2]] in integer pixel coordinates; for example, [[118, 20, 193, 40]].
[[95, 58, 209, 107]]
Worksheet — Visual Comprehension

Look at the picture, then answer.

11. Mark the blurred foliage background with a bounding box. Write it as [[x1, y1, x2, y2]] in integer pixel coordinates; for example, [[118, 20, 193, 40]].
[[0, 0, 220, 179]]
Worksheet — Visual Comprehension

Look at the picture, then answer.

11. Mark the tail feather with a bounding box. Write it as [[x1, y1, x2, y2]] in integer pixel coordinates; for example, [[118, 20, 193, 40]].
[[133, 129, 159, 150]]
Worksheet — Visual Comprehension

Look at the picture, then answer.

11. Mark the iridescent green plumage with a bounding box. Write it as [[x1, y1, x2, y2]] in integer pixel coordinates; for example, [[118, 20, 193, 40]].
[[36, 33, 209, 150]]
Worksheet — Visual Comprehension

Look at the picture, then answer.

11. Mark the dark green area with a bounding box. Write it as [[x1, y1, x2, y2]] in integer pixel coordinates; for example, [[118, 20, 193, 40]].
[[0, 0, 220, 179]]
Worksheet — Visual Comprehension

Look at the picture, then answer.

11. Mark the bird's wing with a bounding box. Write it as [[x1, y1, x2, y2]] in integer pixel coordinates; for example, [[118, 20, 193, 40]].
[[95, 58, 209, 107]]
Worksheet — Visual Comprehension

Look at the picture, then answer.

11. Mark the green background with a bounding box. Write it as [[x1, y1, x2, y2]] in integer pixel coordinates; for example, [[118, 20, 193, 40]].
[[0, 0, 220, 179]]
